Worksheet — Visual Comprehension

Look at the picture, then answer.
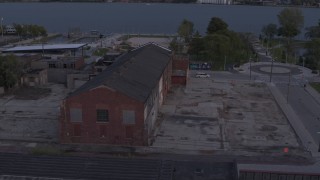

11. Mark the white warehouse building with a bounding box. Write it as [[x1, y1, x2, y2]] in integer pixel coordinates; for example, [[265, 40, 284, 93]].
[[198, 0, 232, 4]]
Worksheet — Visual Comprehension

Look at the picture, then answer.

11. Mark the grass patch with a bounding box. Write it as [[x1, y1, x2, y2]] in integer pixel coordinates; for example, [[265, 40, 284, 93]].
[[310, 82, 320, 93], [93, 48, 108, 56]]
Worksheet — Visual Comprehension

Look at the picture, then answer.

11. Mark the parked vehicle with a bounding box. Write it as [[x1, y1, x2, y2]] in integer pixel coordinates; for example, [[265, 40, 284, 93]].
[[196, 72, 210, 78]]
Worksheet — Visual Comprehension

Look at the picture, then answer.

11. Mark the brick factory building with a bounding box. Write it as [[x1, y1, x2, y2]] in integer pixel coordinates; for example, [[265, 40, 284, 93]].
[[60, 43, 174, 146]]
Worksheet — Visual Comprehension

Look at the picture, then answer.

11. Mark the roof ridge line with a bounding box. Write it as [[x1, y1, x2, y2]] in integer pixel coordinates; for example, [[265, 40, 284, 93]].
[[131, 42, 171, 52]]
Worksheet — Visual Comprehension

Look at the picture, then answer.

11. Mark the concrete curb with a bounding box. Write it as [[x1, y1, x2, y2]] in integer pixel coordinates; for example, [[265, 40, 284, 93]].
[[305, 85, 320, 106], [268, 83, 320, 158]]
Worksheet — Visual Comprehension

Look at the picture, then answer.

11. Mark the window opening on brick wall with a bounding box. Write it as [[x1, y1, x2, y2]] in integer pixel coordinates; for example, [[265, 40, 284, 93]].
[[122, 110, 135, 125], [70, 108, 82, 122], [97, 109, 109, 122]]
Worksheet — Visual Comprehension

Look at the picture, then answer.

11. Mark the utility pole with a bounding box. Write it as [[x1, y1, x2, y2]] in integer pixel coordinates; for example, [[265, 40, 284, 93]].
[[317, 132, 320, 152], [1, 17, 3, 39], [249, 57, 252, 80], [42, 43, 44, 57], [286, 50, 288, 64], [224, 55, 226, 71], [269, 58, 274, 82], [286, 71, 291, 103]]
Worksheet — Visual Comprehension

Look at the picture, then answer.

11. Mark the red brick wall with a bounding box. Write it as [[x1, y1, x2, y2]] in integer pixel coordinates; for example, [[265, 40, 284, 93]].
[[60, 87, 147, 146], [172, 55, 189, 71], [161, 59, 172, 101], [172, 76, 186, 85], [171, 55, 189, 85]]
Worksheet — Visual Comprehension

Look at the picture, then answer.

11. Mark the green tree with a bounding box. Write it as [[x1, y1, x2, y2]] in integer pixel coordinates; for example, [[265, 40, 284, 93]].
[[305, 38, 320, 70], [37, 25, 47, 36], [203, 34, 231, 69], [188, 34, 205, 59], [13, 24, 47, 38], [177, 19, 194, 43], [207, 17, 228, 34], [186, 17, 251, 70], [13, 24, 23, 38], [262, 23, 278, 40], [305, 20, 320, 39], [277, 8, 304, 39], [277, 8, 304, 62], [30, 25, 40, 38], [169, 37, 181, 53], [0, 55, 22, 90]]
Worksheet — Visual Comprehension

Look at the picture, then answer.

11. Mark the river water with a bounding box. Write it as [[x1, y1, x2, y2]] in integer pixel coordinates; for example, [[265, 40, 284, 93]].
[[0, 3, 319, 37]]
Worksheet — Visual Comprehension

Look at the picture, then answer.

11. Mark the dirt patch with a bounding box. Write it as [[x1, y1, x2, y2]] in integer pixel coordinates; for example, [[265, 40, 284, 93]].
[[12, 87, 51, 100], [260, 125, 278, 132]]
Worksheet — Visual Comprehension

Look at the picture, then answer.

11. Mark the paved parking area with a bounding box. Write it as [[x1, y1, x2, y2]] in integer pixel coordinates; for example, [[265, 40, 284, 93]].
[[0, 84, 67, 142], [152, 72, 301, 154]]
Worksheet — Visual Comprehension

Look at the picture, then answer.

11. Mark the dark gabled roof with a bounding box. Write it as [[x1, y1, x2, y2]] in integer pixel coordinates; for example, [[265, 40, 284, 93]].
[[2, 43, 87, 53], [70, 43, 171, 102]]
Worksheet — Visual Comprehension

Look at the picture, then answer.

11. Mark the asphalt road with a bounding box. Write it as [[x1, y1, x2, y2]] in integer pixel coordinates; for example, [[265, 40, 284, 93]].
[[277, 82, 320, 147], [246, 34, 320, 155]]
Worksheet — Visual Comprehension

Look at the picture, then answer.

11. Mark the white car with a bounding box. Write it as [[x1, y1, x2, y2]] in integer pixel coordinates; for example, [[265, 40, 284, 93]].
[[196, 72, 210, 78]]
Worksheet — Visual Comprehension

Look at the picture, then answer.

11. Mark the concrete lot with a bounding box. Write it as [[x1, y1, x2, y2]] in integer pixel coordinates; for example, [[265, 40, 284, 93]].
[[0, 72, 304, 157], [0, 84, 67, 142], [152, 71, 301, 154]]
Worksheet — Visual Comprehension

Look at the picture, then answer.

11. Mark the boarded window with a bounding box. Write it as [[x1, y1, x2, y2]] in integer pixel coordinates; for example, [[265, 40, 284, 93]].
[[97, 109, 109, 122], [125, 126, 133, 139], [73, 124, 81, 137], [70, 108, 82, 122], [122, 110, 135, 124]]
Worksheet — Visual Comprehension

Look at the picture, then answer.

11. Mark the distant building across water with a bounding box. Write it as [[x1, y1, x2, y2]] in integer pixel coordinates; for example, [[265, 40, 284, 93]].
[[198, 0, 232, 4]]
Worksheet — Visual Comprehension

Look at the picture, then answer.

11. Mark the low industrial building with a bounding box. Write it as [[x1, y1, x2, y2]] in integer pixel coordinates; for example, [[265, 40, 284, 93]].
[[2, 43, 88, 85], [21, 69, 48, 87], [60, 43, 174, 146]]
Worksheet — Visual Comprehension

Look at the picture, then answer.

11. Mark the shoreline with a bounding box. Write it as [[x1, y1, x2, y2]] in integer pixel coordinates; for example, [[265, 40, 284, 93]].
[[0, 1, 318, 8]]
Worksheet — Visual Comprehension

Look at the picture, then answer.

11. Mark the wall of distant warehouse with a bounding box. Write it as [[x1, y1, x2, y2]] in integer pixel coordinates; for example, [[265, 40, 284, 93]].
[[47, 69, 67, 84]]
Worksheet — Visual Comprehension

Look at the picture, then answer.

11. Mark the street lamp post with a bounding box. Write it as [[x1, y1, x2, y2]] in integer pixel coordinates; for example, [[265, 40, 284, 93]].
[[249, 57, 252, 80], [224, 55, 227, 71], [1, 17, 3, 39], [286, 71, 291, 103], [317, 131, 320, 152], [42, 42, 44, 57], [317, 132, 320, 152], [269, 58, 274, 82]]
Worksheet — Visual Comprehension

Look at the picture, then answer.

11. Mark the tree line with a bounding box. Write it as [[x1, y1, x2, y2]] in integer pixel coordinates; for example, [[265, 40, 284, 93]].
[[0, 23, 47, 38], [171, 17, 251, 70], [172, 8, 320, 72], [13, 24, 47, 39], [0, 55, 21, 90], [261, 7, 320, 71]]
